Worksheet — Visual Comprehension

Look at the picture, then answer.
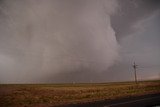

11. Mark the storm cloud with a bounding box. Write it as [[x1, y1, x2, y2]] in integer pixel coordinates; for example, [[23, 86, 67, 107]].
[[0, 0, 160, 83]]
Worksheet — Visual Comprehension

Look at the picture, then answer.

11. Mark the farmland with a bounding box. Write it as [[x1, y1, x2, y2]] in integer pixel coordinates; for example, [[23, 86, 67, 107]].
[[0, 81, 160, 107]]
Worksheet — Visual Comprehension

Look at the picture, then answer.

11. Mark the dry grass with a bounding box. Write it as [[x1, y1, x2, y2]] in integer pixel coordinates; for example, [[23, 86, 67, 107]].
[[0, 81, 160, 107]]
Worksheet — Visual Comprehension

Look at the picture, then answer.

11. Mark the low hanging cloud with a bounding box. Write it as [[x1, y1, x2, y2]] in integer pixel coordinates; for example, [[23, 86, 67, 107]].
[[0, 0, 160, 83], [0, 0, 119, 83]]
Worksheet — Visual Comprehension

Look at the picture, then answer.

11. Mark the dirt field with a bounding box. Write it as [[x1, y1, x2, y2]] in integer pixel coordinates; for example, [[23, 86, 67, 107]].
[[0, 81, 160, 107]]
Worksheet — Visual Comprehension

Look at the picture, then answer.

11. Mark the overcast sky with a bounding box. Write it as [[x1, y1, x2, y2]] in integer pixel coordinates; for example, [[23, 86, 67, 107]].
[[0, 0, 160, 83]]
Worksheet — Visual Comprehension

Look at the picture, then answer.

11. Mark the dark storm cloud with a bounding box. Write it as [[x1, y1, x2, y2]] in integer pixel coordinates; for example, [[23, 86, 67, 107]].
[[0, 0, 159, 83], [0, 0, 119, 83], [111, 0, 160, 40], [111, 8, 160, 81]]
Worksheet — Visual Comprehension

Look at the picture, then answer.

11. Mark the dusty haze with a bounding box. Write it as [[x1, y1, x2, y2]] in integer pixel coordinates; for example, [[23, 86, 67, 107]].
[[0, 0, 160, 83]]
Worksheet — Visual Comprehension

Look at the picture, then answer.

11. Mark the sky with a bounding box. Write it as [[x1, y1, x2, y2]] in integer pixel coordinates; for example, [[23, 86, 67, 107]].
[[0, 0, 160, 83]]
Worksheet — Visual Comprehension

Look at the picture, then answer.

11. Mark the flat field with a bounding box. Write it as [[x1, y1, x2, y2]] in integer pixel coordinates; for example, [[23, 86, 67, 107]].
[[0, 81, 160, 107]]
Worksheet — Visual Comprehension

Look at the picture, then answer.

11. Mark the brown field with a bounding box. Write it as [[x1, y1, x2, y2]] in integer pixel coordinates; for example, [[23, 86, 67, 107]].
[[0, 81, 160, 107]]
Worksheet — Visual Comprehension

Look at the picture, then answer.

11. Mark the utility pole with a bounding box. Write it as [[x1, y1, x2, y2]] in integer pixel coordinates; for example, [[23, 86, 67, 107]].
[[133, 62, 138, 84]]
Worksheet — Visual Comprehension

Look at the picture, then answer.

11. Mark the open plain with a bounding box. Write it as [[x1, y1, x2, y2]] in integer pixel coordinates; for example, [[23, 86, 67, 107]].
[[0, 81, 160, 107]]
